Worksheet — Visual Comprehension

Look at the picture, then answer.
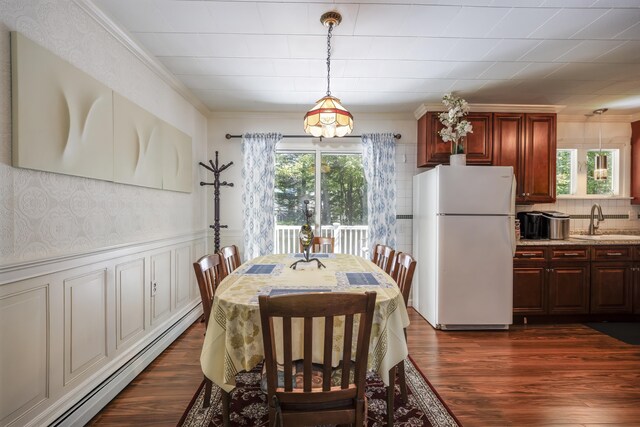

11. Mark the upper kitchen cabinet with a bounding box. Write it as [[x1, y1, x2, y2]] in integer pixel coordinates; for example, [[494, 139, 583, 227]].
[[631, 120, 640, 204], [417, 112, 492, 167], [493, 113, 557, 204]]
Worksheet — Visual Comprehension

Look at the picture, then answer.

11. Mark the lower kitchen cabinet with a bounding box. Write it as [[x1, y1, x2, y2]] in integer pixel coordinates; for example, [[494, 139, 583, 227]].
[[548, 264, 590, 314], [514, 244, 640, 319], [590, 262, 633, 314], [514, 246, 590, 315], [635, 268, 640, 314], [513, 266, 546, 314]]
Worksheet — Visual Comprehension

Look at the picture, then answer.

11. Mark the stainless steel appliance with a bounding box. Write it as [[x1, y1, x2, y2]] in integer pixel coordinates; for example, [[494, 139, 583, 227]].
[[542, 211, 570, 240]]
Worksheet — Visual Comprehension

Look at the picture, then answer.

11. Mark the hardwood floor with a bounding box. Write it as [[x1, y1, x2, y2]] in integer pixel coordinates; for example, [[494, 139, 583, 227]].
[[89, 310, 640, 426]]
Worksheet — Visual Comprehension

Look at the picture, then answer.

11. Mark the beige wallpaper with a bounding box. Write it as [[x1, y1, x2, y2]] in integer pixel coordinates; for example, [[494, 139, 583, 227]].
[[0, 0, 207, 264]]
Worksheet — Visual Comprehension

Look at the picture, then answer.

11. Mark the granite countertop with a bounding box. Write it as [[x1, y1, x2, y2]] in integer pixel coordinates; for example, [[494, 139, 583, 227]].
[[518, 232, 640, 246]]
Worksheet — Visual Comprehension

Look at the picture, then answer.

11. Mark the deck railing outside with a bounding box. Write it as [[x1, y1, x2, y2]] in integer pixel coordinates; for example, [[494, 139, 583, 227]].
[[274, 223, 369, 258]]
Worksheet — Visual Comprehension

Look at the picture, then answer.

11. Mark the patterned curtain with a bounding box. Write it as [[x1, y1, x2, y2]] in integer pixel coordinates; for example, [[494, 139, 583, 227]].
[[241, 133, 282, 261], [361, 133, 397, 256]]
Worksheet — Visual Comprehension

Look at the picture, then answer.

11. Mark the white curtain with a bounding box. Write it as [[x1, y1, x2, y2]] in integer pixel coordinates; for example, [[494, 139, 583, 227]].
[[362, 133, 397, 256], [241, 133, 282, 261]]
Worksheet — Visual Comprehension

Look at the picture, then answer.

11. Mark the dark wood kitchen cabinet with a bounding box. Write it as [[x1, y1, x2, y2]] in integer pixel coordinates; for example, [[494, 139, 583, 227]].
[[513, 247, 547, 315], [548, 247, 590, 314], [493, 113, 556, 204], [634, 244, 640, 314], [514, 246, 590, 315], [417, 112, 492, 167], [591, 245, 633, 314]]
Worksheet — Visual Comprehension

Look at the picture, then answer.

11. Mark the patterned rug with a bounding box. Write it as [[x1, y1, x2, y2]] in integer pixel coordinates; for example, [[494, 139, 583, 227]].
[[178, 357, 460, 426]]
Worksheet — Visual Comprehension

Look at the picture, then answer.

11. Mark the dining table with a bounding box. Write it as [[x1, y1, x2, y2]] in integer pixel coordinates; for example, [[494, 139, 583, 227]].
[[200, 252, 411, 393]]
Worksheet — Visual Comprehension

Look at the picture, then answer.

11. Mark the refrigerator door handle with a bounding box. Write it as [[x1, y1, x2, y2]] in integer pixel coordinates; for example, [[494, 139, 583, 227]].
[[509, 215, 516, 256], [510, 174, 516, 256]]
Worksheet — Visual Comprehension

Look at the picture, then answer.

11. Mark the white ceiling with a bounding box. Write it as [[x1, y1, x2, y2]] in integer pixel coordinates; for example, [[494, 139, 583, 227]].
[[92, 0, 640, 116]]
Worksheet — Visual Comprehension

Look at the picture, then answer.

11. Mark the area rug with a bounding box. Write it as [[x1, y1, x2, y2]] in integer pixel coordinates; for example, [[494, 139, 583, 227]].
[[585, 322, 640, 345], [178, 357, 460, 426]]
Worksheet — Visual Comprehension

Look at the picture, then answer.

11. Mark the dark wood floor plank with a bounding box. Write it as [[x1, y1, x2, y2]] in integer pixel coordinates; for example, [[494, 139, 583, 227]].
[[89, 309, 640, 426]]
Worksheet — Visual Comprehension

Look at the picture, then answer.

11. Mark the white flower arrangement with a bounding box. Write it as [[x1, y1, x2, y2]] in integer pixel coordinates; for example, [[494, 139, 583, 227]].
[[438, 93, 473, 155]]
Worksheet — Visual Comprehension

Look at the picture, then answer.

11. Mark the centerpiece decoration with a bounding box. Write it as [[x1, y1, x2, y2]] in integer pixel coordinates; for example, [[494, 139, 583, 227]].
[[290, 200, 326, 270], [438, 93, 473, 166]]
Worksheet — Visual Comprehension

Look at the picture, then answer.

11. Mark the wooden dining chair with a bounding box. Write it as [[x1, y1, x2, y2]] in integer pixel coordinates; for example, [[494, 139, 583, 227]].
[[218, 244, 241, 277], [259, 291, 377, 427], [371, 243, 396, 275], [387, 252, 417, 423], [193, 254, 229, 424], [310, 236, 335, 253]]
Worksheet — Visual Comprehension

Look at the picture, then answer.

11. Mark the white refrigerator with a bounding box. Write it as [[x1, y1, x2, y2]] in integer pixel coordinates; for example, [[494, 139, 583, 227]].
[[412, 165, 516, 330]]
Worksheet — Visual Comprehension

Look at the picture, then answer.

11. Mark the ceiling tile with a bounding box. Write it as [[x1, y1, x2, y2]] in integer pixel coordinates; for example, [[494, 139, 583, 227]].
[[161, 57, 276, 76], [486, 8, 559, 38], [479, 62, 531, 79], [353, 4, 412, 36], [97, 0, 170, 32], [511, 62, 566, 79], [244, 35, 290, 58], [483, 39, 542, 61], [518, 40, 582, 61], [528, 8, 606, 39], [445, 39, 499, 60], [446, 61, 496, 79], [555, 40, 626, 62], [595, 80, 640, 95], [401, 5, 465, 37], [133, 33, 209, 57], [408, 38, 460, 61], [442, 6, 511, 38], [572, 9, 640, 39]]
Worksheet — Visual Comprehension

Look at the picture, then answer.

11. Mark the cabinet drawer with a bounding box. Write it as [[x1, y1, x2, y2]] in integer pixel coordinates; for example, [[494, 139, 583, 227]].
[[592, 246, 632, 261], [550, 247, 589, 262], [514, 247, 547, 263]]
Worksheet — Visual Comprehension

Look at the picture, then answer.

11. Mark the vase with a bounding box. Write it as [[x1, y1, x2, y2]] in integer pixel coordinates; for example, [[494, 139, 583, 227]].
[[450, 153, 466, 166]]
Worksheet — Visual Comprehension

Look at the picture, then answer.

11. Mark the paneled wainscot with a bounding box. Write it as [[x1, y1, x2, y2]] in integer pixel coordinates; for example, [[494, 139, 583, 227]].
[[0, 233, 207, 427], [514, 240, 640, 323]]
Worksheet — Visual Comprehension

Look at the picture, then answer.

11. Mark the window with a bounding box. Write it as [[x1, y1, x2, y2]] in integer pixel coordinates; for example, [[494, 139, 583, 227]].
[[555, 143, 626, 198], [274, 147, 368, 256]]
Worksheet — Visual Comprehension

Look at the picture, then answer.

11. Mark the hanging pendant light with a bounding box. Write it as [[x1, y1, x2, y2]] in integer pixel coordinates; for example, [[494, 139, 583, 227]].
[[303, 11, 353, 138], [593, 108, 608, 181]]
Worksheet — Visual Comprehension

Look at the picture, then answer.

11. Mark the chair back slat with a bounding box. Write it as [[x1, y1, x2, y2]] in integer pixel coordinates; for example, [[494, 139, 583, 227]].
[[258, 292, 376, 422], [193, 254, 224, 327], [391, 252, 417, 307], [303, 316, 313, 392], [283, 317, 293, 392], [218, 245, 241, 277], [372, 244, 396, 275], [341, 314, 354, 389], [322, 316, 334, 392]]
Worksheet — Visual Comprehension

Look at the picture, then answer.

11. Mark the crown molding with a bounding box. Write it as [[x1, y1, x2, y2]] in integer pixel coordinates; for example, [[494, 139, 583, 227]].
[[74, 0, 210, 117], [413, 103, 565, 120]]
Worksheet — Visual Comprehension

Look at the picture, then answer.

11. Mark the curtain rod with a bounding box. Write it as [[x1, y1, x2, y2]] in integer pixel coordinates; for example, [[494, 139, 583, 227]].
[[225, 133, 401, 141]]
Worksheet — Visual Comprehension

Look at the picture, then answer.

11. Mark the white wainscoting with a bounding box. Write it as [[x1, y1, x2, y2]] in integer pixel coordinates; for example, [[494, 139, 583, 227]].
[[0, 232, 208, 427]]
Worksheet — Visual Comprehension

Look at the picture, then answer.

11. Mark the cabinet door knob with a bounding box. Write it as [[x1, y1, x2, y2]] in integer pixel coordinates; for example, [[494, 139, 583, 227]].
[[526, 193, 531, 196]]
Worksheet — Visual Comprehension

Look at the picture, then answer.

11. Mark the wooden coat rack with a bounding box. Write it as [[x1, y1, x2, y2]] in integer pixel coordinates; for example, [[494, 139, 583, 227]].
[[199, 151, 234, 252]]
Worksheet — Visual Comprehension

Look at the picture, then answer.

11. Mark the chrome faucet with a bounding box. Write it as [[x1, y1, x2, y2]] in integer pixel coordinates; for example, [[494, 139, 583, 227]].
[[588, 203, 605, 235]]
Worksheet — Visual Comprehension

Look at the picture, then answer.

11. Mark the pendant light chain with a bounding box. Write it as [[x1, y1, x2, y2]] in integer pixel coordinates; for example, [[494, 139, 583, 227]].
[[326, 23, 333, 96]]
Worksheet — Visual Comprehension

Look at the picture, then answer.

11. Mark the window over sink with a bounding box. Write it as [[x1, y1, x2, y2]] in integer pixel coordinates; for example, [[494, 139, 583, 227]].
[[556, 140, 629, 198]]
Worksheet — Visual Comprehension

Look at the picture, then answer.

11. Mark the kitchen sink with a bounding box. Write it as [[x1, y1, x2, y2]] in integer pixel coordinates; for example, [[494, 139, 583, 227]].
[[570, 234, 640, 241]]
